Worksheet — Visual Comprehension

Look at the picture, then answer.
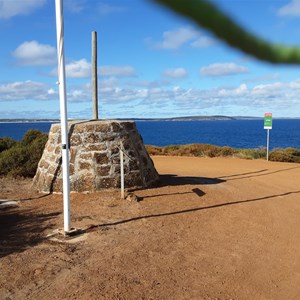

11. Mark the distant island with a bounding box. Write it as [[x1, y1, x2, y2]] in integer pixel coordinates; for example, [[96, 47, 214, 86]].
[[122, 115, 262, 121], [0, 115, 298, 123]]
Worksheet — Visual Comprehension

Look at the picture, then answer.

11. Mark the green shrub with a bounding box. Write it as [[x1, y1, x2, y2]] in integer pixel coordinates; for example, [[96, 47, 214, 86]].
[[220, 146, 235, 157], [162, 145, 181, 156], [0, 146, 29, 177], [21, 129, 46, 146], [146, 144, 300, 164], [0, 137, 17, 153], [146, 143, 233, 158], [234, 147, 267, 160], [269, 148, 300, 163], [145, 145, 161, 155], [284, 147, 300, 157], [269, 150, 293, 162], [0, 130, 48, 178]]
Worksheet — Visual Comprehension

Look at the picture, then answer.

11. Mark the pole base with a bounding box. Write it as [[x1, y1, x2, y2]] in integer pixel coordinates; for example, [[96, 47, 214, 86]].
[[46, 228, 86, 243]]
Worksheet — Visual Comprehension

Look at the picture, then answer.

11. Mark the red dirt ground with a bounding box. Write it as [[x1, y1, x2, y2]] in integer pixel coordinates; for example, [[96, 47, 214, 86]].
[[1, 156, 300, 300]]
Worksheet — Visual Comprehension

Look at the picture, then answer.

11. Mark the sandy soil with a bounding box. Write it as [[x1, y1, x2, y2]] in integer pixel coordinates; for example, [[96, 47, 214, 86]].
[[1, 156, 300, 300]]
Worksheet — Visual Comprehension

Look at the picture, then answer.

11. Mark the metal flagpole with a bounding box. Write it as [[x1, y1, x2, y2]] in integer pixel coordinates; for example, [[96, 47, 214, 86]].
[[55, 0, 71, 233]]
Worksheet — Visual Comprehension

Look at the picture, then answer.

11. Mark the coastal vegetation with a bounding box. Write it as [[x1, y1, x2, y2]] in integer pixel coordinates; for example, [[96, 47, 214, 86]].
[[145, 144, 300, 162], [0, 129, 48, 178], [1, 130, 300, 178]]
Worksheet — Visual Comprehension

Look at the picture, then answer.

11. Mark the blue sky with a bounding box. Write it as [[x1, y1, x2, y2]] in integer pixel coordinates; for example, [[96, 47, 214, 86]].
[[1, 0, 300, 119]]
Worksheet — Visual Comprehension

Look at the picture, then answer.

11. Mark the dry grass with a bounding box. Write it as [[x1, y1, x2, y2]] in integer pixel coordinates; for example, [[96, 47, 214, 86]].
[[146, 144, 300, 163]]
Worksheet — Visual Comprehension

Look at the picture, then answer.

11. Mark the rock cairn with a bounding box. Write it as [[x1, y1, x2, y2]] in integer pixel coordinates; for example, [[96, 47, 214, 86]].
[[33, 120, 159, 193]]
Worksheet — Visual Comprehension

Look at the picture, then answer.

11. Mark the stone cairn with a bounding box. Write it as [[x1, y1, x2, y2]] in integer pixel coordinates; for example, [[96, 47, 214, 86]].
[[33, 120, 159, 193]]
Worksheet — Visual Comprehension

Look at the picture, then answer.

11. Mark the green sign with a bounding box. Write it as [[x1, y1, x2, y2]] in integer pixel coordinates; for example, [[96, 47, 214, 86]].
[[264, 113, 272, 129]]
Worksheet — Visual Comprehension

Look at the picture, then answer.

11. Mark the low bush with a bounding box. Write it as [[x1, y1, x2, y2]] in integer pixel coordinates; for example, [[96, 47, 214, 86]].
[[146, 143, 235, 158], [0, 137, 17, 153], [146, 143, 300, 164], [0, 129, 48, 178], [269, 148, 300, 163], [145, 145, 162, 156], [285, 147, 300, 157], [148, 144, 238, 158], [237, 147, 267, 160]]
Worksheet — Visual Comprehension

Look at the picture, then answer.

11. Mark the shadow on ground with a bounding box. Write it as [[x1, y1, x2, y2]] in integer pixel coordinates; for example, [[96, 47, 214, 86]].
[[0, 206, 60, 258], [85, 190, 300, 232], [158, 174, 225, 187], [218, 166, 300, 181]]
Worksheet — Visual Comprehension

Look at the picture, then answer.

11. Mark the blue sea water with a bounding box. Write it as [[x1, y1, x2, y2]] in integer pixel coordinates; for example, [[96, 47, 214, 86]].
[[136, 120, 300, 149], [0, 119, 299, 150], [0, 122, 58, 141]]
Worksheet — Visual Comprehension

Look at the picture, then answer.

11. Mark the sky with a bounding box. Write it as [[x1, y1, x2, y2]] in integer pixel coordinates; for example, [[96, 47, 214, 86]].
[[2, 0, 300, 119]]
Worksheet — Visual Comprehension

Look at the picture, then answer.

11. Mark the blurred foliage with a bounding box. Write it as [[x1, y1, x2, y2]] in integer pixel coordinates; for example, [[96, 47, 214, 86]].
[[154, 0, 300, 64], [0, 130, 48, 178]]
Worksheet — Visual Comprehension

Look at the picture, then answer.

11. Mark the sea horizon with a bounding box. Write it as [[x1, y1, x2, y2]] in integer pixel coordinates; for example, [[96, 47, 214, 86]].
[[1, 115, 300, 123], [1, 118, 300, 150]]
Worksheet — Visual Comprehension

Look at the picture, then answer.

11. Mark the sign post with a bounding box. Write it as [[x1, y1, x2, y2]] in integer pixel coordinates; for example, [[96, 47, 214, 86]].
[[264, 113, 272, 161]]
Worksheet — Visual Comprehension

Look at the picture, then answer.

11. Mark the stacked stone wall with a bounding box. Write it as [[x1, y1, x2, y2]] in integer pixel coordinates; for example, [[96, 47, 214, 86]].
[[33, 120, 159, 193]]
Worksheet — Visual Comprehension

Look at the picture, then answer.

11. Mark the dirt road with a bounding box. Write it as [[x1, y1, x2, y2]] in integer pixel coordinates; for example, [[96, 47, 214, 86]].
[[1, 156, 300, 299]]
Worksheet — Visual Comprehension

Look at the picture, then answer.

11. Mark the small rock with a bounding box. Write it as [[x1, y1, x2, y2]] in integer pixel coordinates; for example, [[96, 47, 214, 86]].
[[125, 192, 141, 202]]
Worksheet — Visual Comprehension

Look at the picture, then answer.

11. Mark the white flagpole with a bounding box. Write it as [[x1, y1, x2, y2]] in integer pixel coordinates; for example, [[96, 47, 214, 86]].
[[55, 0, 71, 233]]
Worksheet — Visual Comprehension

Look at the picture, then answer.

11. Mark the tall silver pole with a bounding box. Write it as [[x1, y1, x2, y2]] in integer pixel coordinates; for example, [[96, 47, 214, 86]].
[[55, 0, 71, 232], [92, 31, 98, 119]]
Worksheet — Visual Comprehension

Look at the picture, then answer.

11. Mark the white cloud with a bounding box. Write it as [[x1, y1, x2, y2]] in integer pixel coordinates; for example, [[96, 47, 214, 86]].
[[65, 59, 91, 78], [245, 73, 280, 83], [278, 0, 300, 16], [67, 80, 289, 109], [200, 63, 249, 77], [65, 0, 87, 13], [191, 36, 216, 48], [99, 87, 148, 102], [252, 82, 284, 95], [0, 0, 46, 19], [101, 77, 119, 88], [163, 68, 188, 79], [289, 78, 300, 89], [0, 80, 56, 101], [98, 3, 126, 14], [65, 78, 300, 111], [47, 88, 55, 95], [66, 84, 91, 102], [50, 59, 136, 78], [50, 59, 93, 78], [99, 65, 136, 77], [152, 27, 199, 49], [12, 40, 56, 66], [218, 84, 248, 97], [168, 82, 294, 111], [3, 75, 300, 118], [126, 79, 170, 88]]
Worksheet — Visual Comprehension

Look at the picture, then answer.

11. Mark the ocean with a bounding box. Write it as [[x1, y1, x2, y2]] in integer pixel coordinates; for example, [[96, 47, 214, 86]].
[[0, 119, 299, 150]]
